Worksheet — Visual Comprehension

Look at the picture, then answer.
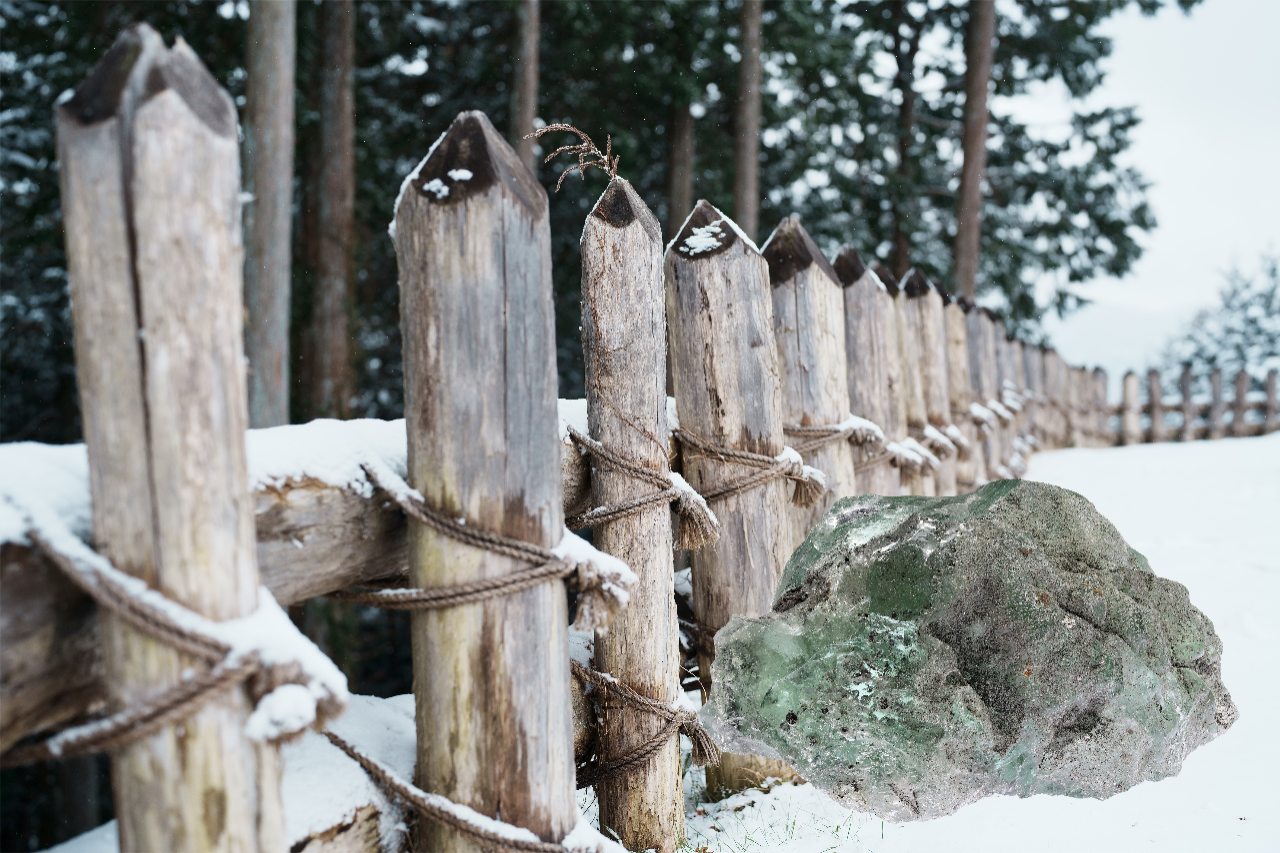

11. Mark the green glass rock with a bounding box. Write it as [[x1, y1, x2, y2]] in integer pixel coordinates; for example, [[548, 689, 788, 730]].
[[701, 480, 1236, 821]]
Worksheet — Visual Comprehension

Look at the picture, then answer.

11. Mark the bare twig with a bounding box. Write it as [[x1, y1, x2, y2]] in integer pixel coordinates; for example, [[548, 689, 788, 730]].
[[524, 123, 620, 191]]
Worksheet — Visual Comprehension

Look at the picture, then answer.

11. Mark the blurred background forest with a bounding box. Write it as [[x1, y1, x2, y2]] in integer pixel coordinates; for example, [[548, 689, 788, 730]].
[[9, 0, 1277, 848], [4, 0, 1185, 450]]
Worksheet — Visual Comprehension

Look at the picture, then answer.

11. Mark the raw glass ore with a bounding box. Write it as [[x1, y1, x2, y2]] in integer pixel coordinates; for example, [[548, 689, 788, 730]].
[[701, 480, 1236, 821]]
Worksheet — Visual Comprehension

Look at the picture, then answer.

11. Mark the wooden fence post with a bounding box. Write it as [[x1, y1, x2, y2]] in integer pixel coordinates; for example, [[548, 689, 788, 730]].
[[835, 248, 900, 496], [1208, 368, 1226, 440], [895, 274, 932, 494], [1148, 369, 1167, 443], [1266, 369, 1278, 435], [945, 299, 983, 492], [875, 264, 912, 493], [666, 200, 797, 798], [1026, 345, 1046, 448], [1046, 349, 1067, 449], [1013, 340, 1034, 445], [1121, 371, 1142, 446], [581, 178, 683, 850], [901, 272, 956, 495], [1064, 366, 1082, 448], [1232, 370, 1251, 438], [967, 308, 1005, 476], [1044, 349, 1058, 448], [58, 26, 283, 851], [1093, 368, 1109, 446], [764, 216, 858, 538], [990, 321, 1019, 467], [1180, 364, 1196, 441], [393, 111, 574, 850]]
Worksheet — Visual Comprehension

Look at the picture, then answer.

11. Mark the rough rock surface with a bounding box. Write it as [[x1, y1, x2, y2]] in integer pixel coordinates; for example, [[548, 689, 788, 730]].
[[701, 480, 1236, 821]]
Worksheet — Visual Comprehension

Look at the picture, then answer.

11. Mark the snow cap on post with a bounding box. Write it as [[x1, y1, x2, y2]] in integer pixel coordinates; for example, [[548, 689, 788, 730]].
[[666, 198, 758, 260], [872, 261, 900, 297], [761, 214, 839, 288], [395, 110, 545, 223], [833, 245, 868, 287]]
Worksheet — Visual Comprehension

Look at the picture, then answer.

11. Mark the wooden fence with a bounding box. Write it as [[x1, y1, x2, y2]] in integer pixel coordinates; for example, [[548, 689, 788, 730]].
[[3, 27, 1279, 853]]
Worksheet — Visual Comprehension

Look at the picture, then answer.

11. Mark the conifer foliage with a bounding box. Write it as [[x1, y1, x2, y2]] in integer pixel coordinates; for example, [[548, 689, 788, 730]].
[[2, 0, 1196, 444]]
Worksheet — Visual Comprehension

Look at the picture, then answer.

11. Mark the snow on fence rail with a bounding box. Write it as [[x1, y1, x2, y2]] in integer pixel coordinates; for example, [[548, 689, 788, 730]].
[[3, 24, 1279, 853]]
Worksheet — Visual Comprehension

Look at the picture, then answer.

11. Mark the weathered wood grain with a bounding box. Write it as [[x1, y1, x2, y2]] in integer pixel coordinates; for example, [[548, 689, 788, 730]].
[[665, 200, 797, 798], [59, 27, 285, 852], [835, 248, 899, 496], [581, 178, 683, 850], [394, 111, 573, 851], [765, 216, 857, 537], [1208, 368, 1226, 440], [944, 300, 982, 491], [966, 307, 1004, 476], [904, 273, 954, 495]]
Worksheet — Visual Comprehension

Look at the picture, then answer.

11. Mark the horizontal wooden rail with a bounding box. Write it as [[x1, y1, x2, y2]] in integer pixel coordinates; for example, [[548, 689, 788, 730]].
[[1, 434, 595, 755]]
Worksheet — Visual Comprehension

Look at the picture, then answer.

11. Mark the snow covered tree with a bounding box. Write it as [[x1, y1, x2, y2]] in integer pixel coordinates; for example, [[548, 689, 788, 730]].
[[1158, 255, 1280, 393], [764, 0, 1196, 333]]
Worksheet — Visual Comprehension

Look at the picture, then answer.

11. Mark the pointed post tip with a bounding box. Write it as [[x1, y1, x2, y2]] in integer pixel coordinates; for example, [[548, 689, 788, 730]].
[[760, 215, 837, 287], [403, 110, 545, 217]]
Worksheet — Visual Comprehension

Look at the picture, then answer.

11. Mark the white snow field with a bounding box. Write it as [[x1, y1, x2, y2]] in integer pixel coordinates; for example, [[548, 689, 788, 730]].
[[651, 433, 1280, 853], [44, 433, 1280, 852]]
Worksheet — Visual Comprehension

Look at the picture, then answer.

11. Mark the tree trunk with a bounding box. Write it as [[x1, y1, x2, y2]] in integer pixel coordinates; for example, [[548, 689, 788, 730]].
[[666, 200, 796, 798], [581, 179, 683, 851], [512, 0, 539, 172], [890, 5, 922, 280], [952, 0, 995, 303], [765, 216, 857, 540], [57, 27, 282, 851], [244, 0, 296, 428], [666, 103, 695, 242], [733, 0, 763, 242], [306, 0, 355, 420], [836, 247, 899, 496], [393, 111, 573, 851]]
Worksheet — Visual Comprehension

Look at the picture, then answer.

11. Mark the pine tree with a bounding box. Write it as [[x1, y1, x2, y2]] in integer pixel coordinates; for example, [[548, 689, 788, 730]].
[[1159, 256, 1280, 394]]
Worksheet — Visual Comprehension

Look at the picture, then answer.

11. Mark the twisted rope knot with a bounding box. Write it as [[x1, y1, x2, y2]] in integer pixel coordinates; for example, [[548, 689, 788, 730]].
[[2, 529, 345, 768], [672, 428, 827, 509], [564, 425, 719, 550], [570, 660, 720, 789], [328, 464, 634, 633]]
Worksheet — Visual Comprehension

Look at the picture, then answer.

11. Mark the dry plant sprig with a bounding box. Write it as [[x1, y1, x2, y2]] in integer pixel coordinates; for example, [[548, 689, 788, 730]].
[[524, 123, 620, 191]]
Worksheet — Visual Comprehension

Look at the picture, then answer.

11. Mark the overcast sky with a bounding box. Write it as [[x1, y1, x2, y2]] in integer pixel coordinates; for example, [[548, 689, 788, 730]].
[[997, 0, 1280, 396]]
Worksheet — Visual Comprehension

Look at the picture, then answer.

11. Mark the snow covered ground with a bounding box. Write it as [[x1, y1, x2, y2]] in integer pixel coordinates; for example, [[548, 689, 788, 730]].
[[644, 433, 1280, 853], [44, 434, 1280, 852]]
